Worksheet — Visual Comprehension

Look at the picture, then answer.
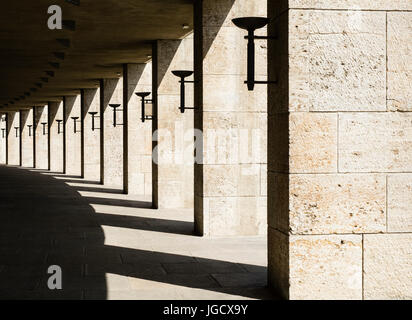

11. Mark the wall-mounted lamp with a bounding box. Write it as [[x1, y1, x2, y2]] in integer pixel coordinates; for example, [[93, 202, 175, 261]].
[[135, 92, 153, 123], [232, 17, 277, 91], [56, 120, 63, 134], [14, 127, 19, 138], [88, 112, 100, 131], [71, 117, 81, 133], [171, 71, 197, 113], [109, 104, 123, 127], [1, 129, 5, 138], [27, 125, 33, 137], [41, 122, 48, 135]]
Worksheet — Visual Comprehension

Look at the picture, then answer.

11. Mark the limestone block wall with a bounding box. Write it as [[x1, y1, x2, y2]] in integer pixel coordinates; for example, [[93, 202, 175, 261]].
[[153, 38, 194, 209], [127, 63, 153, 196], [7, 111, 20, 166], [268, 0, 412, 300], [20, 109, 34, 167], [82, 88, 101, 182], [48, 101, 64, 173], [34, 106, 48, 170], [102, 78, 124, 189], [64, 95, 82, 176], [0, 114, 6, 164], [194, 0, 268, 236]]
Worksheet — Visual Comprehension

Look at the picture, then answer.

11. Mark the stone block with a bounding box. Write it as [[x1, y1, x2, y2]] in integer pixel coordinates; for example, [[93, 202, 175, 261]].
[[203, 164, 260, 197], [387, 12, 412, 112], [289, 233, 363, 300], [202, 26, 267, 76], [207, 196, 266, 236], [289, 0, 412, 10], [388, 174, 412, 232], [364, 234, 412, 299], [203, 112, 266, 165], [289, 174, 386, 234], [339, 113, 412, 172], [290, 112, 338, 173], [289, 10, 386, 112]]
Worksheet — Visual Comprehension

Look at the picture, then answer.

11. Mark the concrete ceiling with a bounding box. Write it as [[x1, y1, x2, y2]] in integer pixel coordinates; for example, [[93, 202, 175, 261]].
[[0, 0, 193, 111]]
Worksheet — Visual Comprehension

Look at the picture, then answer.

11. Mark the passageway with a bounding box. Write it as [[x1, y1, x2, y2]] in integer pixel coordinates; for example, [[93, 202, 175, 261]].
[[0, 165, 275, 300]]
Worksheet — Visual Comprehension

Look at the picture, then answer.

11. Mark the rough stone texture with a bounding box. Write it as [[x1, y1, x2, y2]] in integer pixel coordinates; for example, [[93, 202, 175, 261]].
[[388, 174, 412, 232], [267, 228, 289, 299], [268, 2, 412, 300], [103, 78, 124, 189], [203, 164, 260, 197], [202, 113, 266, 165], [7, 112, 20, 166], [154, 37, 194, 209], [268, 228, 363, 300], [206, 196, 266, 236], [194, 0, 267, 236], [65, 95, 82, 176], [20, 109, 34, 168], [267, 173, 289, 233], [387, 12, 412, 112], [290, 113, 337, 173], [83, 89, 101, 182], [34, 106, 48, 170], [289, 10, 386, 112], [339, 113, 412, 172], [364, 234, 412, 299], [288, 0, 412, 10], [288, 174, 386, 234], [49, 101, 64, 173], [289, 234, 363, 300], [127, 63, 152, 196]]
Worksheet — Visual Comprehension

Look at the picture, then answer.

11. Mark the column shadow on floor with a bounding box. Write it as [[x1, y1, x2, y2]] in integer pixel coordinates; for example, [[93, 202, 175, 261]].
[[71, 186, 124, 194], [0, 166, 275, 300]]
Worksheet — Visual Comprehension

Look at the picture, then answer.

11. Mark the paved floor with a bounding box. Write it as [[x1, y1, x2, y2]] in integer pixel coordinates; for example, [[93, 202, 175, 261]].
[[0, 165, 276, 300]]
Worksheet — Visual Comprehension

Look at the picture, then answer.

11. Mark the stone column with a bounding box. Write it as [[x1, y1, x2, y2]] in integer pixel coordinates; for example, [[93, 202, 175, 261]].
[[48, 101, 64, 173], [126, 63, 153, 196], [267, 1, 412, 300], [7, 111, 20, 166], [20, 109, 34, 167], [102, 77, 123, 189], [64, 95, 82, 176], [193, 0, 267, 236], [82, 88, 101, 182], [34, 105, 48, 170], [152, 37, 194, 209], [0, 114, 6, 164]]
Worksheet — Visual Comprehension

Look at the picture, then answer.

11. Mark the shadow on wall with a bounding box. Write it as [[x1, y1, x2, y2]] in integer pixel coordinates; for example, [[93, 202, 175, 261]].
[[0, 166, 271, 300], [20, 110, 30, 131], [102, 78, 120, 114], [6, 112, 15, 138]]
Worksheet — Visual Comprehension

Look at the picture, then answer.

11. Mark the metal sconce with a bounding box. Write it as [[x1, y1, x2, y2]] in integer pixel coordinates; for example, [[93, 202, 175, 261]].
[[56, 120, 63, 134], [135, 92, 153, 122], [171, 70, 197, 113], [109, 104, 123, 127], [232, 17, 277, 91], [88, 112, 100, 131], [41, 122, 48, 135], [27, 125, 33, 137], [71, 117, 81, 133], [14, 127, 19, 138]]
